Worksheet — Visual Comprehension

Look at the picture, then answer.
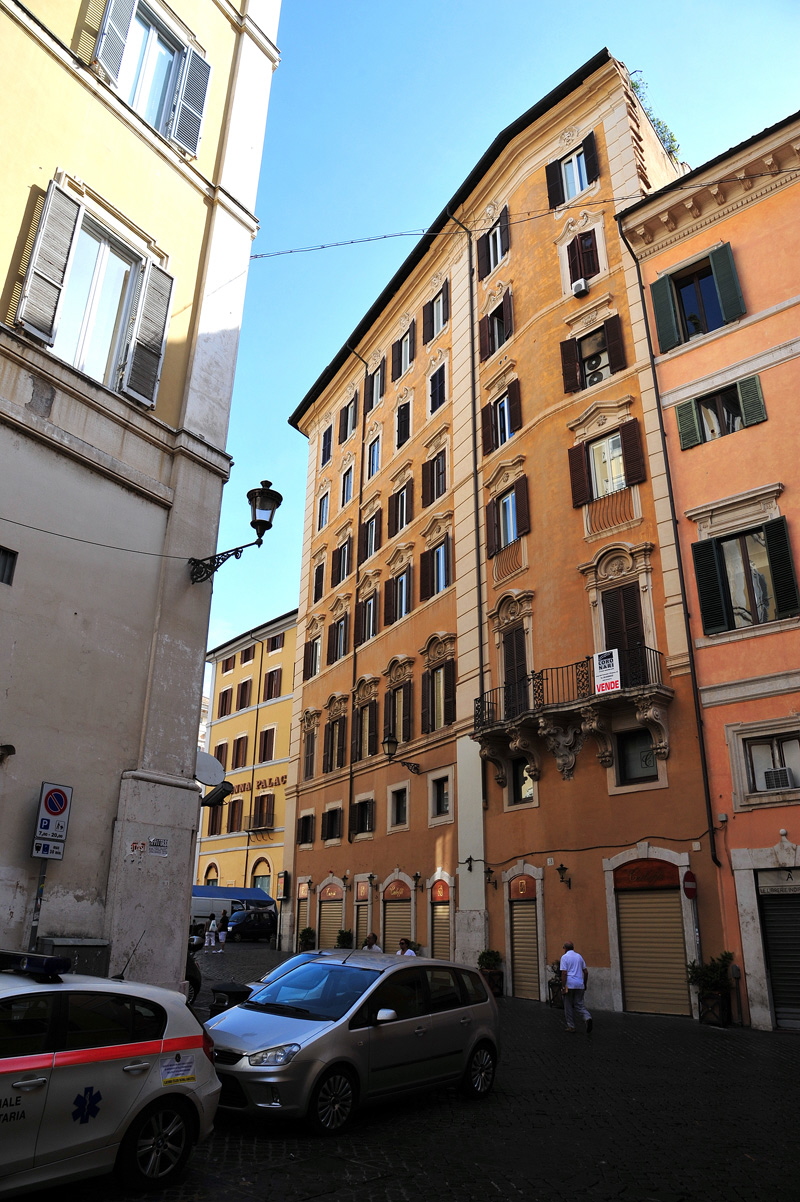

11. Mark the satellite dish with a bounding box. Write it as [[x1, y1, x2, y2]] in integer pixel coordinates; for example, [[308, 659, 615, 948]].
[[196, 750, 225, 787]]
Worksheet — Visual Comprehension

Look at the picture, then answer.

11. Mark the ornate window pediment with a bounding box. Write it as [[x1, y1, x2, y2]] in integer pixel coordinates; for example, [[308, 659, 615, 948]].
[[577, 541, 654, 588], [685, 482, 783, 541], [428, 346, 447, 372], [329, 593, 351, 620], [325, 693, 349, 719], [421, 511, 453, 549], [396, 312, 413, 336], [385, 541, 415, 573], [340, 449, 355, 470], [567, 396, 634, 442], [394, 386, 414, 412], [423, 423, 449, 454], [301, 708, 321, 732], [421, 631, 456, 668], [391, 459, 413, 487], [362, 490, 381, 520], [383, 655, 415, 685], [334, 518, 353, 540], [357, 570, 382, 600], [343, 380, 358, 401], [367, 350, 384, 374], [562, 292, 614, 335], [312, 544, 327, 564], [485, 455, 526, 498], [366, 419, 382, 441], [305, 613, 325, 639], [488, 590, 535, 634], [484, 355, 518, 392], [316, 475, 331, 498], [353, 675, 380, 704], [481, 279, 510, 316]]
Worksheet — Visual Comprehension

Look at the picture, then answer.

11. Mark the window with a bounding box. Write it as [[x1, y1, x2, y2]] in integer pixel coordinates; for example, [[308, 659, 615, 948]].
[[568, 419, 646, 507], [258, 728, 275, 763], [252, 861, 271, 893], [477, 206, 510, 279], [429, 364, 447, 413], [358, 513, 382, 564], [303, 637, 321, 681], [321, 807, 344, 841], [482, 380, 522, 454], [617, 729, 658, 786], [388, 481, 413, 535], [420, 536, 451, 601], [0, 547, 17, 586], [313, 561, 325, 602], [511, 758, 535, 805], [396, 401, 411, 448], [267, 633, 284, 653], [479, 294, 514, 360], [252, 793, 275, 829], [391, 324, 416, 381], [241, 645, 255, 664], [651, 244, 746, 352], [339, 394, 358, 442], [221, 655, 235, 674], [341, 466, 353, 506], [560, 316, 626, 393], [384, 566, 412, 625], [745, 733, 800, 793], [422, 659, 456, 732], [318, 492, 329, 530], [422, 450, 446, 507], [321, 425, 333, 465], [227, 795, 243, 833], [213, 742, 228, 770], [692, 518, 800, 635], [327, 614, 349, 664], [546, 132, 599, 208], [367, 436, 380, 479], [332, 537, 352, 585], [231, 736, 248, 769], [432, 776, 450, 816], [322, 716, 348, 772], [354, 593, 379, 646], [350, 798, 375, 836], [675, 376, 766, 450], [297, 814, 315, 845], [423, 280, 449, 342], [365, 360, 385, 413], [385, 681, 412, 742], [567, 230, 600, 284], [353, 701, 378, 761], [95, 2, 211, 153], [390, 787, 408, 827], [303, 729, 316, 779], [486, 477, 530, 556], [217, 688, 232, 718], [236, 679, 251, 710], [18, 183, 173, 406]]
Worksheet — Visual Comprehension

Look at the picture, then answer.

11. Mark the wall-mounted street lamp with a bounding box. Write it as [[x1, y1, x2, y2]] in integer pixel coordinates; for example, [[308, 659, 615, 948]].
[[381, 733, 421, 775], [367, 873, 378, 892], [412, 872, 424, 892], [485, 866, 497, 890], [556, 863, 572, 889], [188, 480, 283, 583]]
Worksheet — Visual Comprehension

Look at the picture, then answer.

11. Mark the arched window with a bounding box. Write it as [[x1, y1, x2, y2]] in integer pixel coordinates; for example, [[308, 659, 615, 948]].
[[252, 858, 271, 896], [204, 864, 219, 887]]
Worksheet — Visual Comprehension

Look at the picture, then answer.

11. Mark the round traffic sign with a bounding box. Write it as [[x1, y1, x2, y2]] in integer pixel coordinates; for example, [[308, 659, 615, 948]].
[[44, 788, 69, 816], [683, 870, 697, 899]]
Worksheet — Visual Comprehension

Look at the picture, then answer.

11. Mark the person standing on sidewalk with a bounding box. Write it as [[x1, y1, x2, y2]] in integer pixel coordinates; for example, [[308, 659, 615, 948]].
[[215, 909, 229, 953], [560, 941, 592, 1034]]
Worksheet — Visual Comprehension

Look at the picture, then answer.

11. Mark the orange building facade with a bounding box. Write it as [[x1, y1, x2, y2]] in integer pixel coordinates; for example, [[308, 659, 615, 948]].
[[620, 112, 800, 1029], [286, 51, 725, 1015]]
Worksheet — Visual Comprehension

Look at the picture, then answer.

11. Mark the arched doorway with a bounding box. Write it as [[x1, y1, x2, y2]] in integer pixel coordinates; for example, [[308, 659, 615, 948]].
[[509, 874, 539, 1000], [204, 863, 218, 887], [251, 858, 271, 896], [614, 859, 690, 1015]]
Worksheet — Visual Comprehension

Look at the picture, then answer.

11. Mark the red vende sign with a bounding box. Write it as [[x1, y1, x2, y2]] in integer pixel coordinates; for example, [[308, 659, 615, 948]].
[[683, 870, 697, 899]]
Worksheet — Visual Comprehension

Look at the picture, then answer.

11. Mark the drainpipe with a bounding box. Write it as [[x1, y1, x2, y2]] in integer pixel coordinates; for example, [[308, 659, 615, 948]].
[[616, 218, 720, 868]]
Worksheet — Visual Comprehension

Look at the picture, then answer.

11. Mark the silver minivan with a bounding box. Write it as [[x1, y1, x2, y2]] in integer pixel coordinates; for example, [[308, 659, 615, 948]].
[[206, 951, 499, 1132]]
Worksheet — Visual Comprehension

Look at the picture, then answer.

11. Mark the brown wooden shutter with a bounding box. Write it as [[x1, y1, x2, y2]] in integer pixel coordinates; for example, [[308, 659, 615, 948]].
[[379, 357, 386, 397], [443, 533, 451, 587], [421, 670, 432, 733], [374, 509, 382, 552], [567, 237, 582, 284], [313, 562, 324, 601], [508, 378, 522, 432], [420, 548, 433, 601], [604, 315, 626, 375], [342, 613, 349, 655], [368, 701, 379, 756], [580, 230, 599, 278], [568, 444, 591, 507], [357, 522, 368, 565], [502, 290, 514, 338], [388, 492, 398, 537], [499, 205, 510, 256], [331, 545, 341, 586], [582, 131, 599, 183], [384, 576, 396, 626], [327, 624, 336, 664], [422, 460, 434, 507], [443, 658, 456, 725], [344, 537, 352, 577], [322, 722, 333, 772], [406, 480, 414, 522], [602, 583, 644, 653], [402, 681, 412, 741], [619, 418, 646, 487], [514, 476, 531, 536], [338, 407, 348, 443], [486, 499, 498, 558], [337, 716, 348, 768], [481, 403, 495, 454], [422, 300, 433, 343], [546, 159, 565, 209], [303, 641, 314, 681], [391, 339, 402, 382], [479, 314, 491, 361], [441, 278, 449, 322], [354, 600, 365, 648], [408, 319, 416, 363], [504, 625, 527, 685], [560, 339, 582, 393], [477, 232, 490, 279], [351, 710, 361, 762], [384, 691, 393, 740], [396, 402, 410, 447], [352, 388, 359, 424], [272, 669, 283, 697]]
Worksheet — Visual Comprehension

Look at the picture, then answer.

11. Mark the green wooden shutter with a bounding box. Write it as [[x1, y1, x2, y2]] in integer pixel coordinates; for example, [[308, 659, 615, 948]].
[[95, 0, 136, 83], [171, 50, 212, 156], [651, 275, 681, 353], [675, 400, 702, 449], [17, 182, 82, 345], [764, 517, 800, 620], [122, 263, 173, 406], [691, 540, 730, 634], [737, 375, 767, 427], [709, 243, 745, 324]]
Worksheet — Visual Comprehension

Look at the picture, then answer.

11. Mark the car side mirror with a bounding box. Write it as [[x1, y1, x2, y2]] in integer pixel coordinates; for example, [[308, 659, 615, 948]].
[[375, 1008, 397, 1024]]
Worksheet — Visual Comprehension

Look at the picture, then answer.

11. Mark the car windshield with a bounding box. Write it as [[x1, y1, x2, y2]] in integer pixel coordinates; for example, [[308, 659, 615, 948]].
[[246, 962, 380, 1021]]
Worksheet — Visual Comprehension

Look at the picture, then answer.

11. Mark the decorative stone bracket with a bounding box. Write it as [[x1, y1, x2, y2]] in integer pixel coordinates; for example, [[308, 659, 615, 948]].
[[580, 705, 614, 767], [633, 689, 671, 760], [537, 715, 585, 781], [507, 720, 542, 781]]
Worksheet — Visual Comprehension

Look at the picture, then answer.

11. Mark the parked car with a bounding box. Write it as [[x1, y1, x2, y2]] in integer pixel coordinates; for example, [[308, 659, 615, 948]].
[[226, 908, 277, 943], [189, 886, 277, 936], [206, 950, 499, 1133], [0, 949, 220, 1196]]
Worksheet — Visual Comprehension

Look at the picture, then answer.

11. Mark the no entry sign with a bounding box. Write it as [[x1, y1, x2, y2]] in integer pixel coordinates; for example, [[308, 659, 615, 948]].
[[683, 870, 698, 900]]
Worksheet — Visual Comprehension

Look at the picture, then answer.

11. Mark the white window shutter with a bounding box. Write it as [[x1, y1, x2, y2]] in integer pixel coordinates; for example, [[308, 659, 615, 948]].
[[170, 50, 211, 155], [17, 181, 82, 346], [121, 263, 173, 406], [95, 0, 137, 83]]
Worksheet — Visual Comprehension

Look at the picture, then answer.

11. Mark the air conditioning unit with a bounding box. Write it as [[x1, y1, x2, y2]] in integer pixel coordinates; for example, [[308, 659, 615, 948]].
[[584, 350, 610, 387], [764, 766, 794, 790], [572, 277, 590, 298]]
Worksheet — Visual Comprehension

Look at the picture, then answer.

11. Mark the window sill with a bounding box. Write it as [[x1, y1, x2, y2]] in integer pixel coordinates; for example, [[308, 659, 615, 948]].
[[553, 178, 600, 214], [387, 823, 410, 834], [736, 789, 800, 811], [695, 614, 800, 648], [352, 831, 373, 842], [428, 811, 453, 828]]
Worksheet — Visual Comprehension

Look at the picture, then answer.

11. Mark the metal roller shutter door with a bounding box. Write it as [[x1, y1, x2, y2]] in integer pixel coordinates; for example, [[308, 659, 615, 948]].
[[319, 900, 342, 949], [617, 890, 690, 1014], [296, 897, 308, 949], [510, 901, 539, 999], [431, 902, 451, 959], [760, 892, 800, 1029], [383, 900, 411, 953], [355, 904, 369, 950]]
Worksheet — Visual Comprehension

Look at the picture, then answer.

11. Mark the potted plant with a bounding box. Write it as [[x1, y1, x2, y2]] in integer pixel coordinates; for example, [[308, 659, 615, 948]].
[[336, 928, 353, 948], [478, 949, 504, 998], [298, 926, 316, 952], [547, 961, 564, 1008], [687, 951, 734, 1026]]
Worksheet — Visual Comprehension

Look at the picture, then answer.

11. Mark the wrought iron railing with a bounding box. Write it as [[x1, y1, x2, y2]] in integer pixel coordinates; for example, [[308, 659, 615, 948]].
[[473, 645, 664, 730]]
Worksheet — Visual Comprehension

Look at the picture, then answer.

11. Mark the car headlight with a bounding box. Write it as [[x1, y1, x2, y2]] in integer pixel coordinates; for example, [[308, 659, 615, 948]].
[[248, 1043, 301, 1067]]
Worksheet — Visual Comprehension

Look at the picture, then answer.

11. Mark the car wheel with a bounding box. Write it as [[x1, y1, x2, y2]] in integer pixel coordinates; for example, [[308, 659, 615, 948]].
[[231, 931, 242, 943], [186, 979, 198, 1006], [307, 1066, 357, 1134], [461, 1042, 496, 1098], [115, 1098, 196, 1190]]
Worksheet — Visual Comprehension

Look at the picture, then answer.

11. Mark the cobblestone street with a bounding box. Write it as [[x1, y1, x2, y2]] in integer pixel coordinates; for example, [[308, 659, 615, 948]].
[[29, 945, 800, 1202]]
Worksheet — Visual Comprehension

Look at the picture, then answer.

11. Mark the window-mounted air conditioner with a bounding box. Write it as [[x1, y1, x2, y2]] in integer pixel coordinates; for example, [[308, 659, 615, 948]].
[[584, 350, 610, 387], [572, 278, 590, 298], [764, 766, 794, 790]]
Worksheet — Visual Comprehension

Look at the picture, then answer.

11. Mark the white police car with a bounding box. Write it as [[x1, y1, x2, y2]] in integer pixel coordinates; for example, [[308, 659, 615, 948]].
[[0, 950, 220, 1196]]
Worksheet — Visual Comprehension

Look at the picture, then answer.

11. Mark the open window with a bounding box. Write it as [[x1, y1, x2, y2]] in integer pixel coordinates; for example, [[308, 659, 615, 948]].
[[546, 132, 599, 208], [651, 244, 745, 352]]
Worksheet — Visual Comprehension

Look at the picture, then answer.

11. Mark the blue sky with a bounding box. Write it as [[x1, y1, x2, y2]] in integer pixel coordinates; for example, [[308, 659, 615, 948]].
[[206, 0, 800, 649]]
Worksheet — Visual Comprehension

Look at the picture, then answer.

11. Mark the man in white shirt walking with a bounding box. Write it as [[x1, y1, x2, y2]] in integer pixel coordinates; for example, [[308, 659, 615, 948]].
[[560, 941, 593, 1034]]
